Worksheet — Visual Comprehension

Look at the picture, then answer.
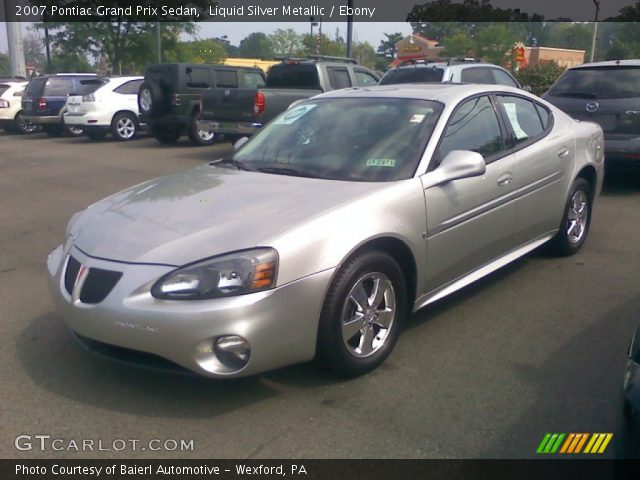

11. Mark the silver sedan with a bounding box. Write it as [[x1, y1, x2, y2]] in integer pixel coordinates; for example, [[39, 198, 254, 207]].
[[47, 84, 605, 378]]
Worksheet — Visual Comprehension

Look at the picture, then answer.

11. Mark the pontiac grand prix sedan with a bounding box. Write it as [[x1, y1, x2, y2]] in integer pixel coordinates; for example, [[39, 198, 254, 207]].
[[47, 84, 604, 378]]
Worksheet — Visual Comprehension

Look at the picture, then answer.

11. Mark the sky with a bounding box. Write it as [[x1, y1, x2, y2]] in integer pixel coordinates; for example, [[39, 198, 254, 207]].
[[0, 22, 413, 54]]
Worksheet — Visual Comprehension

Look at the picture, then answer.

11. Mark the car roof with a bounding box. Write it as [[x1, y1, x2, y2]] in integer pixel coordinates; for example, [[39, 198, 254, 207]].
[[317, 83, 527, 104], [570, 59, 640, 69]]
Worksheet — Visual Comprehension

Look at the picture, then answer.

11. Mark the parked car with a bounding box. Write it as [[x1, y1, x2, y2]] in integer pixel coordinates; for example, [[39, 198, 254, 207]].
[[138, 63, 267, 146], [543, 59, 640, 171], [64, 76, 144, 141], [47, 84, 604, 379], [22, 73, 97, 137], [194, 56, 380, 140], [0, 78, 37, 134], [379, 58, 527, 90]]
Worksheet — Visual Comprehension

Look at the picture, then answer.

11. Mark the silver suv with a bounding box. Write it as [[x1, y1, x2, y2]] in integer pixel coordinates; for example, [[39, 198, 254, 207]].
[[543, 60, 640, 170], [379, 58, 524, 89]]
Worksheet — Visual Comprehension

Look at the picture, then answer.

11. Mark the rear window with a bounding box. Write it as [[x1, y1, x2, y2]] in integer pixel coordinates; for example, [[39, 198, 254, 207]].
[[461, 67, 494, 84], [71, 78, 108, 96], [25, 78, 46, 96], [0, 84, 10, 96], [215, 70, 238, 88], [185, 67, 211, 88], [242, 71, 265, 89], [44, 77, 74, 96], [113, 79, 143, 95], [266, 64, 320, 89], [548, 66, 640, 99], [379, 67, 444, 85]]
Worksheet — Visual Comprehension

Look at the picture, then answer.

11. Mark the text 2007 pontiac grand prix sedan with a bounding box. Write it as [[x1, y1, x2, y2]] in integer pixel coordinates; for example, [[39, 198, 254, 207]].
[[47, 84, 604, 378]]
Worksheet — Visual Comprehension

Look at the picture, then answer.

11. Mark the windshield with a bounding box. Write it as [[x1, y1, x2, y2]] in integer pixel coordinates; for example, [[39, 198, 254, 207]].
[[380, 67, 445, 85], [547, 66, 640, 99], [233, 98, 443, 181]]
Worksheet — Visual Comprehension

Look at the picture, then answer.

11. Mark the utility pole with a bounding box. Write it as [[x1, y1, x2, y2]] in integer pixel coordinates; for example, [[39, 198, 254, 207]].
[[156, 20, 162, 63], [590, 0, 600, 62], [5, 0, 27, 77], [346, 0, 353, 59]]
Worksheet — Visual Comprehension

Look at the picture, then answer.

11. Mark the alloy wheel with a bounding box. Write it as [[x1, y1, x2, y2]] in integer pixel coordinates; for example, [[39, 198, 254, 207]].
[[566, 190, 588, 244]]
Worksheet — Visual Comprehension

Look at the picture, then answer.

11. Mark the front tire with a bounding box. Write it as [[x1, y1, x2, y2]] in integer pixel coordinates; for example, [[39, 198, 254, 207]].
[[188, 116, 217, 146], [316, 250, 406, 377], [111, 112, 138, 141], [548, 178, 593, 256]]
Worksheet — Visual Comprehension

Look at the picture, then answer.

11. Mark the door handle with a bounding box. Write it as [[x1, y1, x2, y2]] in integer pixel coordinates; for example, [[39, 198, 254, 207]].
[[558, 147, 570, 158], [497, 173, 513, 186]]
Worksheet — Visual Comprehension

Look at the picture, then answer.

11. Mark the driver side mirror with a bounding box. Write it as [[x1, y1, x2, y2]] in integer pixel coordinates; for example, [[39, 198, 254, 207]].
[[423, 150, 486, 188], [522, 84, 532, 93]]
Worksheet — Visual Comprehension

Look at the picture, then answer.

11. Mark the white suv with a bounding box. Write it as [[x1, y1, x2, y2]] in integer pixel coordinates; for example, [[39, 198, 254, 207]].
[[0, 79, 37, 134], [64, 76, 144, 141], [379, 58, 526, 90]]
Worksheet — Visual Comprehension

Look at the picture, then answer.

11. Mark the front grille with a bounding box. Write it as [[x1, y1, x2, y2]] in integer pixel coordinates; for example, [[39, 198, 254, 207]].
[[64, 255, 122, 304], [64, 255, 81, 295], [80, 268, 123, 304]]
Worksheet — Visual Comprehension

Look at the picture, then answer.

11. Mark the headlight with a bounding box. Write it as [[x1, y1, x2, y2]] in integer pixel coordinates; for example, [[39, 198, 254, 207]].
[[151, 248, 278, 300]]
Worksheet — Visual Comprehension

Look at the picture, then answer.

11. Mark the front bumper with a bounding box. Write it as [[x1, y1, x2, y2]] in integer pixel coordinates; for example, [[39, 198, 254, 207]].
[[47, 244, 333, 378], [196, 119, 262, 137]]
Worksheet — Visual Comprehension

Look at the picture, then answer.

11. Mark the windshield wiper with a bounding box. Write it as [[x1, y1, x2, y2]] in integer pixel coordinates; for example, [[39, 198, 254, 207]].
[[210, 158, 252, 171], [552, 92, 598, 99], [256, 166, 320, 178]]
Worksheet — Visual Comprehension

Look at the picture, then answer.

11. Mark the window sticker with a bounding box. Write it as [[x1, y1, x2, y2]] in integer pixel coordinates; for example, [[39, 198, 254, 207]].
[[502, 102, 529, 140], [274, 104, 317, 125], [366, 158, 396, 167], [410, 114, 426, 123]]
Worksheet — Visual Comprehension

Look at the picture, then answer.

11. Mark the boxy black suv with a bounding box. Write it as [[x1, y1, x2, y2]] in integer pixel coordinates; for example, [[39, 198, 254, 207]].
[[138, 63, 266, 146], [22, 73, 97, 136], [544, 60, 640, 170]]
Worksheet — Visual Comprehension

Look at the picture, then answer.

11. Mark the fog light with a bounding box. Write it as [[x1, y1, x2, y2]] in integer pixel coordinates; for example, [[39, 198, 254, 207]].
[[214, 335, 250, 370]]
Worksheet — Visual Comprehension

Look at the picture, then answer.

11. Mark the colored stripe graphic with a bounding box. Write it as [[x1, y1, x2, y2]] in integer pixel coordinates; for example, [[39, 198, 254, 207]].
[[538, 433, 613, 454]]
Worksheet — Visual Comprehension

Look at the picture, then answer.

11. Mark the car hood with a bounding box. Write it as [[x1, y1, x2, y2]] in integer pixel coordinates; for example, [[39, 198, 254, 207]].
[[71, 164, 382, 266]]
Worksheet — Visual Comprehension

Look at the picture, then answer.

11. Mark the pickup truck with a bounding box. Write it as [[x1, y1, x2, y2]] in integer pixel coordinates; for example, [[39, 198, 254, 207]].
[[196, 56, 380, 140]]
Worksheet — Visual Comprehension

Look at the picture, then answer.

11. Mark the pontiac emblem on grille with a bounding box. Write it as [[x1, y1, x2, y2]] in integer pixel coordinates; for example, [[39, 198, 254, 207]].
[[585, 102, 599, 113]]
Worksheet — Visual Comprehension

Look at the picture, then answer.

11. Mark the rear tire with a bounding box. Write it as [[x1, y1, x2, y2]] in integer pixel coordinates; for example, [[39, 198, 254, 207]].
[[13, 111, 37, 135], [188, 116, 217, 146], [152, 125, 181, 145], [548, 178, 592, 256], [316, 250, 406, 377], [111, 112, 138, 141]]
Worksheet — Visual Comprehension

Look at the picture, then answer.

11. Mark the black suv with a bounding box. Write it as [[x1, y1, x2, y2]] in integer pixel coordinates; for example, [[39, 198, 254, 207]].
[[22, 73, 97, 136], [138, 63, 266, 146], [544, 60, 640, 170]]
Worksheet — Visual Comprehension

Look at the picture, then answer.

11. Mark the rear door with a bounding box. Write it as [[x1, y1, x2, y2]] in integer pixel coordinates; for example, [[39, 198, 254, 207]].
[[203, 68, 265, 122], [22, 77, 47, 114], [422, 94, 520, 291], [43, 77, 75, 116], [112, 79, 143, 115], [494, 94, 568, 242]]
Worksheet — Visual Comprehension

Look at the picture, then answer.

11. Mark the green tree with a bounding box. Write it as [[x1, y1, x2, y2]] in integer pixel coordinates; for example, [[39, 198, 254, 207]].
[[442, 31, 474, 57], [50, 51, 93, 73], [239, 32, 274, 59], [270, 29, 303, 57], [0, 54, 10, 76], [377, 32, 404, 59], [352, 42, 377, 69], [474, 24, 518, 65], [174, 39, 226, 64], [23, 31, 47, 73], [515, 62, 565, 95]]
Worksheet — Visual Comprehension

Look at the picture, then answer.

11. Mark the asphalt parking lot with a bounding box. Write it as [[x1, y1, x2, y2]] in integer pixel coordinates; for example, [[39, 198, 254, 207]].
[[1, 130, 639, 459]]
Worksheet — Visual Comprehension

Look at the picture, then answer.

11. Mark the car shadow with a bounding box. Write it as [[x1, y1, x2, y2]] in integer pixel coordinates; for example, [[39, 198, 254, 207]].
[[601, 169, 640, 197], [15, 312, 345, 420]]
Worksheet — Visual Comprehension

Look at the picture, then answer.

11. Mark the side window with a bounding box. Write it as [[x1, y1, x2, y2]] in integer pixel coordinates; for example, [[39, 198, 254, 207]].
[[242, 71, 265, 89], [535, 103, 551, 129], [438, 95, 504, 162], [460, 67, 494, 84], [215, 70, 239, 88], [186, 67, 210, 88], [496, 95, 544, 144], [492, 69, 519, 88], [44, 77, 74, 96], [114, 79, 143, 95], [326, 67, 352, 90], [354, 70, 378, 86]]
